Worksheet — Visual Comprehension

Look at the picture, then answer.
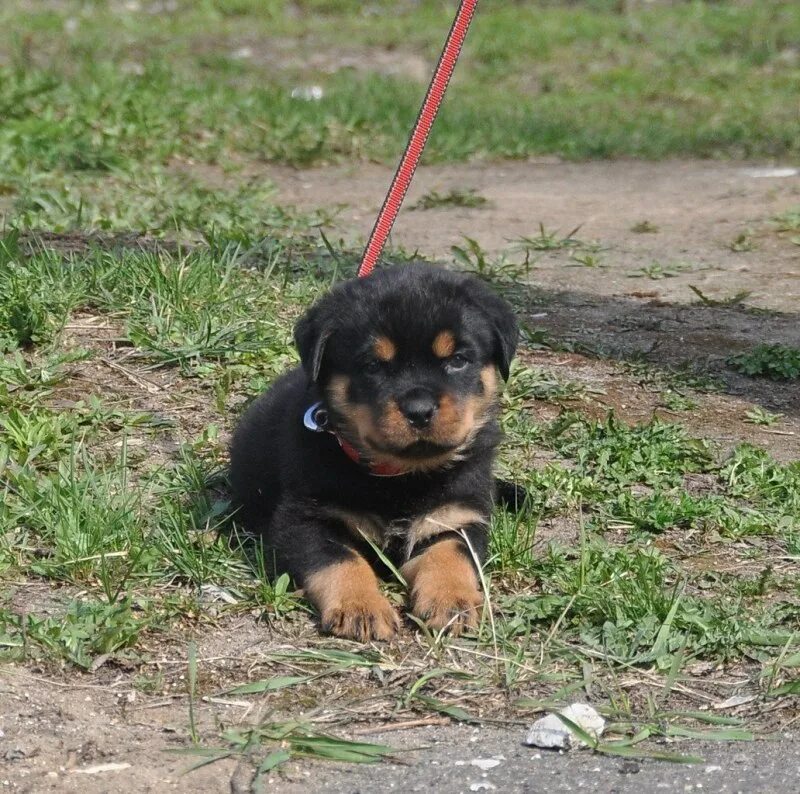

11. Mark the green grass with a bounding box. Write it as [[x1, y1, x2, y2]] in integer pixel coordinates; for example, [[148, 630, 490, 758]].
[[628, 261, 695, 280], [728, 344, 800, 380], [744, 406, 783, 427], [773, 206, 800, 248]]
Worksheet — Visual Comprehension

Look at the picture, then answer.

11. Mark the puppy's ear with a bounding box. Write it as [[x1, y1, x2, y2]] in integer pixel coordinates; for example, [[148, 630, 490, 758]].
[[488, 300, 518, 381], [465, 281, 518, 381], [294, 305, 332, 382]]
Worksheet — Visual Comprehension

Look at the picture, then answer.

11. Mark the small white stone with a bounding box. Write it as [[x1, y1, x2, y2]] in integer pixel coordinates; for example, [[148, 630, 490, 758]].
[[525, 714, 572, 749], [741, 167, 798, 179], [524, 703, 605, 750], [291, 86, 324, 101], [469, 784, 496, 792], [470, 759, 502, 771]]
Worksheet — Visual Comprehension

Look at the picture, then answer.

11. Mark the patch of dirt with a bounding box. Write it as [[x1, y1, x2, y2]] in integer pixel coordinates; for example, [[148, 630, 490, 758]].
[[189, 34, 431, 82], [0, 663, 242, 793], [518, 349, 800, 461], [2, 611, 795, 794], [51, 312, 220, 476], [258, 160, 800, 316]]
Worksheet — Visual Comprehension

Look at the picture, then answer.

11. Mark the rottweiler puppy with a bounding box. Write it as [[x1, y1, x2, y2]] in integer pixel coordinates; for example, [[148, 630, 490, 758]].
[[229, 262, 518, 641]]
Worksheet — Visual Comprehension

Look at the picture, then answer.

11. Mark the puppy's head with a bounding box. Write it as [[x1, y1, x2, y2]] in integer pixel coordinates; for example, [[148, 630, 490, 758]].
[[295, 263, 518, 471]]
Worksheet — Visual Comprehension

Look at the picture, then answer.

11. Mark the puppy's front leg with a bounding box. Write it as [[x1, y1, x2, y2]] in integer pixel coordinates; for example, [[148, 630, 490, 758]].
[[402, 508, 489, 636], [304, 553, 400, 642], [269, 506, 400, 642], [402, 538, 484, 635]]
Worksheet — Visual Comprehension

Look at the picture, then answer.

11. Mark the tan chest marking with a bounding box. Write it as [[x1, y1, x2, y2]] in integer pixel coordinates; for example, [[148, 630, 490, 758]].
[[408, 503, 487, 557], [326, 503, 485, 559]]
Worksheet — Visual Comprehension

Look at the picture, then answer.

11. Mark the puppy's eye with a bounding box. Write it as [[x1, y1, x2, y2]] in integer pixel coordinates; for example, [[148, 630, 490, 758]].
[[445, 353, 470, 372], [364, 359, 383, 374]]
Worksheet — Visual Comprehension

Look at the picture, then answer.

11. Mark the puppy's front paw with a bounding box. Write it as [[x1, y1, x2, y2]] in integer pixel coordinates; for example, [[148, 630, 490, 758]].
[[411, 581, 482, 635], [320, 595, 400, 642], [305, 557, 400, 642], [402, 539, 483, 636]]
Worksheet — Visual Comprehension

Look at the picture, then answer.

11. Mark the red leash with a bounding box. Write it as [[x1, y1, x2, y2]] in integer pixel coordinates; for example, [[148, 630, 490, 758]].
[[357, 0, 479, 279]]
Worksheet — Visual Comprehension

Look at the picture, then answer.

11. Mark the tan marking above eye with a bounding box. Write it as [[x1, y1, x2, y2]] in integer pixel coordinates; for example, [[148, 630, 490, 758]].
[[373, 336, 397, 362], [432, 330, 457, 358]]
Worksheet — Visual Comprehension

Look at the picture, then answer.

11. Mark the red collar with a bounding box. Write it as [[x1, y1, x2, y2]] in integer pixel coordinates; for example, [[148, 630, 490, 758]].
[[304, 402, 410, 477], [335, 436, 410, 477]]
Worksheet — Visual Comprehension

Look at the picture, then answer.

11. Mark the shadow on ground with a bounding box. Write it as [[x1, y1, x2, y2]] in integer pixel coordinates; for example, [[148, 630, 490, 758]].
[[522, 286, 800, 419]]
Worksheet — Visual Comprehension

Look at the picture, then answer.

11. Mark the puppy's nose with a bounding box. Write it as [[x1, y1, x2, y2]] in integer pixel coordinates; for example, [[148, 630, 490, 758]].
[[398, 390, 438, 429]]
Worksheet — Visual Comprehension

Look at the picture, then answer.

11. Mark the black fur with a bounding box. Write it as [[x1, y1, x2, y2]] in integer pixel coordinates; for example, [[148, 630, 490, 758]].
[[229, 263, 519, 635]]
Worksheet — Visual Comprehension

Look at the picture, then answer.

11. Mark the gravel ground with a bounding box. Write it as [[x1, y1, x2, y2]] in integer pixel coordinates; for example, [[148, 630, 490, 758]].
[[278, 724, 800, 794]]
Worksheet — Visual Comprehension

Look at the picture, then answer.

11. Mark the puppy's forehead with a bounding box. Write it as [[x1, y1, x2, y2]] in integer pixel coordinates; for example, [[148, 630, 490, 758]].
[[370, 302, 473, 354], [329, 267, 493, 354]]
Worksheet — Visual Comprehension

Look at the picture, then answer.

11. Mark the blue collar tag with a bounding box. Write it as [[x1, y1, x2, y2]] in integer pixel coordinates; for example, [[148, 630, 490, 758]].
[[303, 402, 328, 432]]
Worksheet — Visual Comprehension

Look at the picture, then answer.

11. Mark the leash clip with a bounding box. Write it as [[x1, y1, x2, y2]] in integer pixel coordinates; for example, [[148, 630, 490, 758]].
[[303, 402, 329, 432]]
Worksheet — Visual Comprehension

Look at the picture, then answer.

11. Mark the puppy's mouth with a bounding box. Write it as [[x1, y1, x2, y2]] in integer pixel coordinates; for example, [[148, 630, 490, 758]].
[[365, 437, 458, 460]]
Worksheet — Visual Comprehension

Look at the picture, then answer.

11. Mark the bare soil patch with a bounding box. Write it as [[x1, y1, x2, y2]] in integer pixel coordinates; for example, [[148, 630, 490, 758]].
[[259, 159, 800, 313], [190, 33, 431, 82], [1, 612, 793, 794]]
